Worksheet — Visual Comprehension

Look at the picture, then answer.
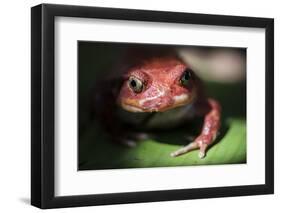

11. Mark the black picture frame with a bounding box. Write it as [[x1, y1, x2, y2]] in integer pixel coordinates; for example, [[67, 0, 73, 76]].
[[31, 3, 274, 209]]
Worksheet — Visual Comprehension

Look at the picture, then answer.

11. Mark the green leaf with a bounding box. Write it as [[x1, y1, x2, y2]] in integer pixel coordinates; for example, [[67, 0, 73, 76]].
[[79, 117, 246, 170]]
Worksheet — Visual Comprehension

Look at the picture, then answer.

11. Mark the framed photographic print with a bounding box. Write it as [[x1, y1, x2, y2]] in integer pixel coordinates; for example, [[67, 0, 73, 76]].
[[31, 3, 274, 209]]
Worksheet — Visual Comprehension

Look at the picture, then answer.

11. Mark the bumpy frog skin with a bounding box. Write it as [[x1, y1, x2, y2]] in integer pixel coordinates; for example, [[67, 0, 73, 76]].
[[118, 57, 197, 113], [93, 48, 221, 159]]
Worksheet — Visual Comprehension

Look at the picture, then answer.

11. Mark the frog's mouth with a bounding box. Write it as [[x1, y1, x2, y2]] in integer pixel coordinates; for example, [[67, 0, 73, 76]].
[[121, 103, 146, 112], [119, 93, 192, 113]]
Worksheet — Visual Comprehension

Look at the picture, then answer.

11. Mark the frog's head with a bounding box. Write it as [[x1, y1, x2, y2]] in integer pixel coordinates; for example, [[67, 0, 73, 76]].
[[117, 56, 198, 113]]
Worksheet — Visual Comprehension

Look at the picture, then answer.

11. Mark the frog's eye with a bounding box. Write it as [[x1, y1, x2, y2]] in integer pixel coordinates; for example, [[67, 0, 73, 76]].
[[180, 69, 192, 86], [128, 76, 144, 93]]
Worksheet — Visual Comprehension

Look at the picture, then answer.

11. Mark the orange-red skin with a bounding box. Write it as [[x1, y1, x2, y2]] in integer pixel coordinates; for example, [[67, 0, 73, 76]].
[[195, 98, 221, 145], [117, 56, 198, 112]]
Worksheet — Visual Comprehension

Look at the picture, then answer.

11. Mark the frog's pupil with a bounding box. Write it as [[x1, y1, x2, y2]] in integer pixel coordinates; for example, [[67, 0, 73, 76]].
[[130, 80, 136, 87], [184, 73, 188, 80], [184, 70, 191, 80], [129, 78, 143, 93], [180, 70, 191, 86]]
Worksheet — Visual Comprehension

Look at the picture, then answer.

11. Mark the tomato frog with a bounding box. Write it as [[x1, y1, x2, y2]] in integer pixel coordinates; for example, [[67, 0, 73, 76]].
[[92, 47, 221, 159]]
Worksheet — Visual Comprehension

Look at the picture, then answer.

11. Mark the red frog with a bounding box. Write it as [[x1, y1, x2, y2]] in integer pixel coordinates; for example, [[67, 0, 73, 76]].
[[93, 47, 221, 159]]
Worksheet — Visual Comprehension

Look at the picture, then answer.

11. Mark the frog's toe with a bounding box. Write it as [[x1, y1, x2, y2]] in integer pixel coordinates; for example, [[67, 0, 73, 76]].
[[198, 150, 206, 159], [170, 141, 198, 157], [198, 142, 208, 159]]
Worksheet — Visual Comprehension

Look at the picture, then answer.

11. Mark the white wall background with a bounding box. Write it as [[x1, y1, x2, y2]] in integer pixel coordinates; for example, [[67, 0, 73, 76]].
[[0, 0, 279, 212]]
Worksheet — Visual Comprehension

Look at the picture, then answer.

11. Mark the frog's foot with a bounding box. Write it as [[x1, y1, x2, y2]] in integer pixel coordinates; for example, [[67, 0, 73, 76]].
[[170, 141, 208, 159]]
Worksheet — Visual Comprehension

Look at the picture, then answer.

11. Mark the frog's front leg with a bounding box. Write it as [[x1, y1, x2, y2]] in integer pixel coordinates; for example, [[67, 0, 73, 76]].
[[170, 98, 221, 159]]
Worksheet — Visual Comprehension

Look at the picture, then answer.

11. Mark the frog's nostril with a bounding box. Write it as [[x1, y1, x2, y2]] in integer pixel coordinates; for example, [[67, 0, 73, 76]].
[[130, 80, 136, 87]]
